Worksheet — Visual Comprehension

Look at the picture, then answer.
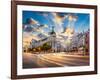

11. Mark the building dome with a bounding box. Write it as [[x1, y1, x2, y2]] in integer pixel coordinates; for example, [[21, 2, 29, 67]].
[[49, 26, 56, 35]]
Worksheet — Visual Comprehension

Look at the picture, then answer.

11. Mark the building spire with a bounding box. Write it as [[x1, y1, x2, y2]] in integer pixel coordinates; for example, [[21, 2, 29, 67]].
[[50, 26, 56, 35]]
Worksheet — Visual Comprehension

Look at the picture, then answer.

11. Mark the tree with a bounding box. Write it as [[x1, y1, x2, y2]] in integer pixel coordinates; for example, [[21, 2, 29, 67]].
[[41, 43, 51, 52]]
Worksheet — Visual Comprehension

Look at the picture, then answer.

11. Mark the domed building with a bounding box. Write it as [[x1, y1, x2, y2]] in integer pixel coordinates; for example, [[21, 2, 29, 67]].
[[49, 26, 56, 52]]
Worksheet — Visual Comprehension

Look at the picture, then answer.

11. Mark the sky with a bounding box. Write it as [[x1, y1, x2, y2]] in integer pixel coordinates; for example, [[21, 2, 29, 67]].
[[22, 11, 90, 34]]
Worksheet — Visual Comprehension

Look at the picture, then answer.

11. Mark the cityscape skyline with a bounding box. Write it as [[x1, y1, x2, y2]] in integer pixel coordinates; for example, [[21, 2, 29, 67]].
[[22, 11, 90, 69]]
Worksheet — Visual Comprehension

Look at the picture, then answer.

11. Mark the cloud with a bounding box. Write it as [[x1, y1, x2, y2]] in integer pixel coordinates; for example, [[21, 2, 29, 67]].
[[23, 32, 40, 46], [52, 13, 63, 23], [67, 14, 78, 27], [51, 13, 74, 34], [51, 13, 64, 34], [26, 17, 39, 25], [68, 14, 78, 22], [24, 25, 33, 32], [41, 12, 70, 34], [44, 24, 48, 28]]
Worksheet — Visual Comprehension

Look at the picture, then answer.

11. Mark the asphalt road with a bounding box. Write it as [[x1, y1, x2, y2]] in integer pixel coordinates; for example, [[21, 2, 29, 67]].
[[23, 52, 89, 69]]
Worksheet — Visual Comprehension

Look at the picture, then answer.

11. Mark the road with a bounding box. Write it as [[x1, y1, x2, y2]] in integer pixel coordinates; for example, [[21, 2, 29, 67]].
[[23, 52, 89, 69]]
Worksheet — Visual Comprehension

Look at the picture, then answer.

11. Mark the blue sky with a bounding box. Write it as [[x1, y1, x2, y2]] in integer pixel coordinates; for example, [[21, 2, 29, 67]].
[[23, 11, 90, 33]]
